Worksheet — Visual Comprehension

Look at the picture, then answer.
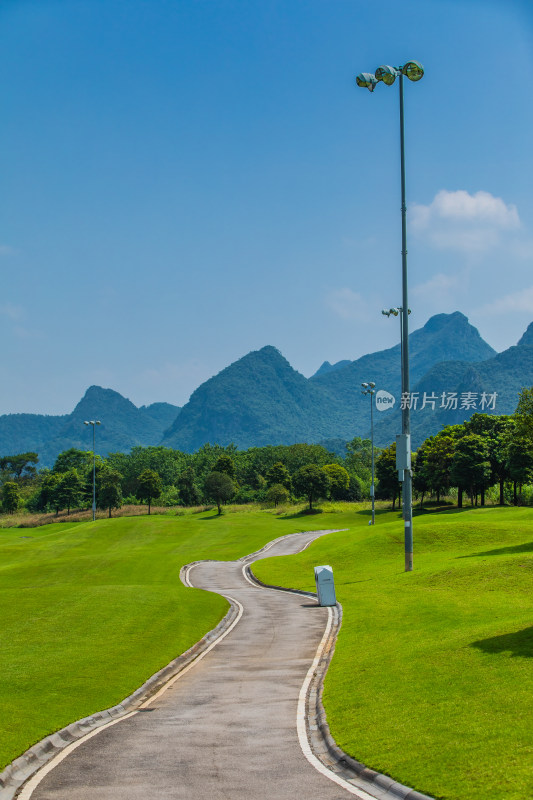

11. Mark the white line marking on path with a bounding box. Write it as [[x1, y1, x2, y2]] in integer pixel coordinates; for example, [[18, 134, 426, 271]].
[[296, 607, 378, 800], [19, 594, 244, 799]]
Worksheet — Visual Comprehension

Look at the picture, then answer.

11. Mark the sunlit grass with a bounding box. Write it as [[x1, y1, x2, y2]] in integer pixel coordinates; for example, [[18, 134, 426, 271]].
[[0, 505, 357, 769], [253, 506, 533, 800]]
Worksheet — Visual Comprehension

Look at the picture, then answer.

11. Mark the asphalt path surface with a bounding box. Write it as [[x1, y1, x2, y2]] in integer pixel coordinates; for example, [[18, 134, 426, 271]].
[[23, 529, 371, 800]]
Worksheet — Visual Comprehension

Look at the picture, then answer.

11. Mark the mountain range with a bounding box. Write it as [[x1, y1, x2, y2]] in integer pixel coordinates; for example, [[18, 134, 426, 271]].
[[2, 311, 532, 466]]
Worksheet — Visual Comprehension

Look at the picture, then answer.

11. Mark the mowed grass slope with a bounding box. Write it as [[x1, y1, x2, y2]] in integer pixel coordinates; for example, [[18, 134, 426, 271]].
[[0, 507, 348, 769], [253, 506, 533, 800]]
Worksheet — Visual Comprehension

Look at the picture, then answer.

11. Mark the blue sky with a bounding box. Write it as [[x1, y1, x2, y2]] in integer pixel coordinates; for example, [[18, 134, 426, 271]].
[[0, 0, 532, 414]]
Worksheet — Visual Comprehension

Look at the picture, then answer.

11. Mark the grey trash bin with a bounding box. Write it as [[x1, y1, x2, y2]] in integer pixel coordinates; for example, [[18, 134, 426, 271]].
[[314, 565, 336, 606]]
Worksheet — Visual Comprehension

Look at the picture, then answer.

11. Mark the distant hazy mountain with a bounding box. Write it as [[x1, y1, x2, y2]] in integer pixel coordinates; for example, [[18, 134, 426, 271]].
[[313, 359, 352, 377], [374, 324, 533, 447], [161, 346, 344, 452], [3, 312, 532, 462], [162, 313, 501, 452], [0, 386, 180, 467]]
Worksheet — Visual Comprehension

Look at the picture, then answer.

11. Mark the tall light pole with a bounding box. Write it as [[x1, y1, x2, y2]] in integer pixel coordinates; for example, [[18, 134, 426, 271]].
[[356, 60, 424, 571], [382, 307, 411, 524], [84, 420, 101, 521], [361, 382, 376, 525]]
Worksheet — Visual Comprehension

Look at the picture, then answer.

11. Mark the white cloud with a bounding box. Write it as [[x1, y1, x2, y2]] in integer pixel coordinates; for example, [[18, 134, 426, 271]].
[[478, 286, 533, 315], [411, 189, 521, 254], [325, 288, 371, 321], [0, 303, 25, 321], [412, 272, 460, 298]]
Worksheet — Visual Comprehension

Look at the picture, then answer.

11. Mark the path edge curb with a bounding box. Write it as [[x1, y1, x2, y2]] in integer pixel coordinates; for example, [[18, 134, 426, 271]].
[[245, 564, 434, 800], [0, 599, 240, 800]]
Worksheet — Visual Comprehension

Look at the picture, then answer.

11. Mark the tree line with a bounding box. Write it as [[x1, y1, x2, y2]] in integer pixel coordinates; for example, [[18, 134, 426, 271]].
[[375, 388, 533, 508], [2, 388, 533, 516], [0, 439, 374, 516]]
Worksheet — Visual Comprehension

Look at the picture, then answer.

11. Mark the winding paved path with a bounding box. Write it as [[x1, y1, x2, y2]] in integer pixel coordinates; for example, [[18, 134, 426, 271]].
[[21, 530, 377, 800]]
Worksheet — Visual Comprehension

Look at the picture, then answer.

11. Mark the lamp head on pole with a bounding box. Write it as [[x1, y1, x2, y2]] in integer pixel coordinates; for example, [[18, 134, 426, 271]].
[[375, 65, 398, 86], [355, 72, 378, 92], [402, 60, 424, 81]]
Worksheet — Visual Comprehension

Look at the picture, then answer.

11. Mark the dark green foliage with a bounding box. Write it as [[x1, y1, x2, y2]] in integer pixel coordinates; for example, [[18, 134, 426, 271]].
[[375, 443, 401, 510], [347, 474, 364, 501], [53, 448, 92, 474], [292, 464, 330, 510], [265, 484, 290, 507], [322, 464, 350, 500], [345, 437, 373, 483], [56, 469, 84, 515], [2, 481, 20, 513], [204, 471, 235, 514], [213, 454, 236, 478], [176, 467, 201, 506], [107, 446, 187, 496], [265, 462, 291, 490], [33, 472, 61, 513], [450, 435, 491, 506], [0, 452, 38, 481], [466, 413, 514, 504], [98, 469, 123, 517], [136, 469, 163, 514]]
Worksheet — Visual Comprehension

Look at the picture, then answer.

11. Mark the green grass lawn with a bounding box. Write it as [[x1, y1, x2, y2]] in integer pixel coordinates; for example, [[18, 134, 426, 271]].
[[252, 506, 533, 800], [0, 504, 352, 769]]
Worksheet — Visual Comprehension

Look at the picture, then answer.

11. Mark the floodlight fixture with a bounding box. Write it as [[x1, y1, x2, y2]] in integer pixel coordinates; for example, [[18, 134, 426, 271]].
[[402, 60, 424, 82], [355, 72, 378, 92], [375, 65, 398, 85]]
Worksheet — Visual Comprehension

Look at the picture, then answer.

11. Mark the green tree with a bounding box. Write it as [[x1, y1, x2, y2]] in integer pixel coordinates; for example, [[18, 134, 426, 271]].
[[345, 437, 373, 482], [2, 481, 20, 513], [57, 469, 84, 515], [466, 413, 513, 505], [506, 438, 533, 505], [36, 472, 61, 514], [0, 452, 38, 481], [265, 462, 292, 491], [204, 471, 236, 514], [98, 469, 123, 518], [375, 443, 401, 510], [136, 469, 163, 515], [213, 454, 236, 479], [177, 467, 201, 506], [514, 387, 533, 441], [425, 435, 455, 502], [322, 464, 350, 500], [450, 434, 491, 507], [265, 483, 290, 507], [292, 464, 329, 511], [413, 441, 431, 508], [53, 449, 92, 475]]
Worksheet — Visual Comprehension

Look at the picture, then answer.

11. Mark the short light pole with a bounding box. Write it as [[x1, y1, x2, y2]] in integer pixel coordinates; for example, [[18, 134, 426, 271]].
[[361, 382, 376, 525], [356, 60, 424, 572], [84, 420, 101, 521]]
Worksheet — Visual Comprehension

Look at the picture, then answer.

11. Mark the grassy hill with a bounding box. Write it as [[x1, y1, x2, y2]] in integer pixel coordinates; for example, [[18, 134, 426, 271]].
[[253, 506, 533, 800], [1, 505, 532, 800], [0, 506, 348, 770]]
